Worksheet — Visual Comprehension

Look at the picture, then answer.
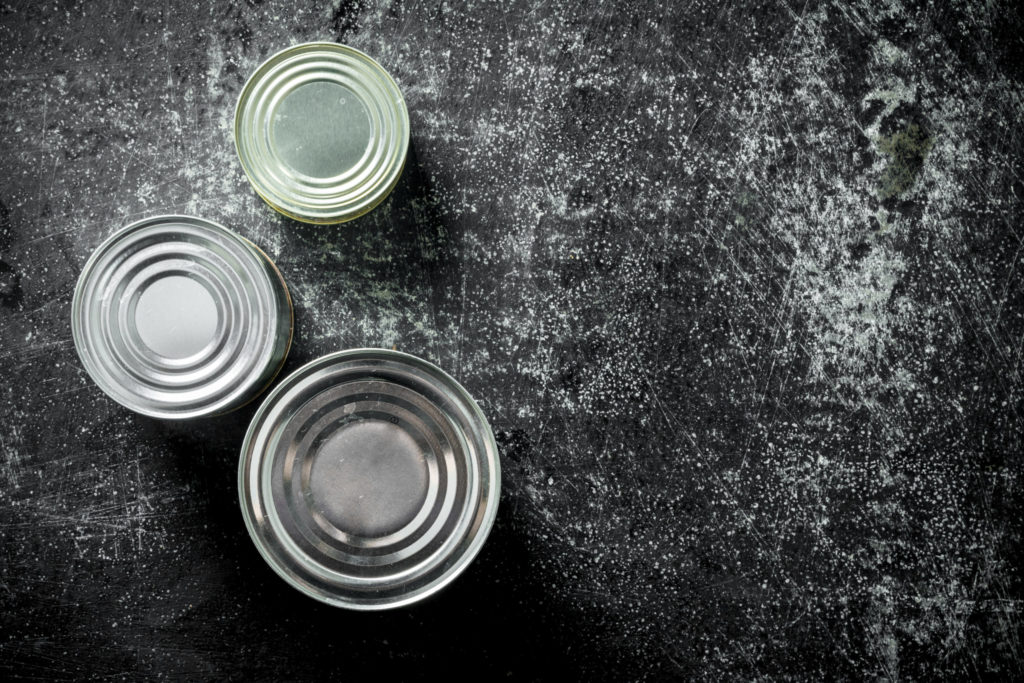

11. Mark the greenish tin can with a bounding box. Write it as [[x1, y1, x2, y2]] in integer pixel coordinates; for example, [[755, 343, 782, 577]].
[[234, 42, 410, 224]]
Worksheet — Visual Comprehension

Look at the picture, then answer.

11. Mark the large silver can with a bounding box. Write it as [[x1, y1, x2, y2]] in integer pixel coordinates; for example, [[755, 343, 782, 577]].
[[239, 349, 500, 610]]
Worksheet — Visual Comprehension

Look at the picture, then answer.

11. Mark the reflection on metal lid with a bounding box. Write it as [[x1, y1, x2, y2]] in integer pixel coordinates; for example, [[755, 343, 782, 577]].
[[239, 349, 501, 610], [234, 42, 410, 224], [71, 215, 293, 419]]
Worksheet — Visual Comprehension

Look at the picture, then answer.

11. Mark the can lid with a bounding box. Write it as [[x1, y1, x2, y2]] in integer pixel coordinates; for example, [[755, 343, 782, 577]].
[[234, 42, 410, 224], [239, 349, 501, 610], [72, 215, 292, 419]]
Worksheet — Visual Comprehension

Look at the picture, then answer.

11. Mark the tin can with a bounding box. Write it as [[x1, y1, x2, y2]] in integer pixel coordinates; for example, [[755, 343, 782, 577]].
[[239, 349, 500, 610], [234, 42, 410, 224], [71, 215, 293, 419]]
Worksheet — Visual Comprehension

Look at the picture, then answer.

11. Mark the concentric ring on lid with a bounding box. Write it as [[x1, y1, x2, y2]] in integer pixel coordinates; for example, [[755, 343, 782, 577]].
[[71, 215, 293, 419], [239, 349, 500, 610], [234, 42, 410, 224]]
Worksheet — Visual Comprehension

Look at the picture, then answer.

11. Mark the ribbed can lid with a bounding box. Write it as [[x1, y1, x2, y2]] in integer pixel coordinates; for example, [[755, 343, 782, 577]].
[[234, 42, 410, 224], [71, 215, 293, 419], [239, 349, 500, 610]]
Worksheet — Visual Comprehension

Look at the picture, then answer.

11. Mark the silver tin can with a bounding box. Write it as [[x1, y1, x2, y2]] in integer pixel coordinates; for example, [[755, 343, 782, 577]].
[[71, 215, 293, 419], [234, 42, 410, 224], [239, 349, 500, 610]]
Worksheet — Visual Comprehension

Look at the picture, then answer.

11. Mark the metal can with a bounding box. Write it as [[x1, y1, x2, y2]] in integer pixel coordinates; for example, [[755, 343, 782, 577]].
[[71, 215, 293, 419], [239, 349, 500, 610], [234, 42, 410, 224]]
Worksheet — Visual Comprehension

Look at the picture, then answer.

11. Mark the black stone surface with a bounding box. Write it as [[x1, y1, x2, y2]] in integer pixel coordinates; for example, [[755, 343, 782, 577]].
[[2, 1, 1023, 680]]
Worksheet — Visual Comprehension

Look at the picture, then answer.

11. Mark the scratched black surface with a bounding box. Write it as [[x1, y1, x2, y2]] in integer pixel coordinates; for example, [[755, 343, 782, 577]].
[[2, 1, 1023, 680]]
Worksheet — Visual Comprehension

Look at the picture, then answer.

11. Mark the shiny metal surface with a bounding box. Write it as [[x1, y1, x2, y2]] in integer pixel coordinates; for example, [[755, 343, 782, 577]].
[[71, 215, 293, 419], [239, 349, 500, 610], [234, 42, 410, 224]]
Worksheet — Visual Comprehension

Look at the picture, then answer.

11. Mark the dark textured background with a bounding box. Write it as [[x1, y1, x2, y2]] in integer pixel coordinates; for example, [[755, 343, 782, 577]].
[[2, 0, 1023, 680]]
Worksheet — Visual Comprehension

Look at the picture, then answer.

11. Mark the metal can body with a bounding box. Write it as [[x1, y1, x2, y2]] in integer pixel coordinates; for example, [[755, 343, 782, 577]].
[[239, 349, 500, 610], [234, 42, 410, 224], [72, 215, 293, 419]]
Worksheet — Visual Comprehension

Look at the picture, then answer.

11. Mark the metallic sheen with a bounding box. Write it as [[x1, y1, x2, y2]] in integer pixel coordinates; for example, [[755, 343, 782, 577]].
[[234, 42, 410, 224], [239, 349, 500, 610], [71, 215, 293, 419]]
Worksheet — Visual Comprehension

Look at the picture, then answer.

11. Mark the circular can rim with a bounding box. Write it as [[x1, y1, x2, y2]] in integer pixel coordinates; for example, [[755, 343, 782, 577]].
[[71, 214, 293, 420], [238, 348, 501, 610], [233, 42, 411, 225]]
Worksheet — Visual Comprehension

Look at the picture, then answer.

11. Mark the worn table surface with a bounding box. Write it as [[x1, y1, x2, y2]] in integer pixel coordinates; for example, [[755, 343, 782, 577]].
[[2, 1, 1023, 680]]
